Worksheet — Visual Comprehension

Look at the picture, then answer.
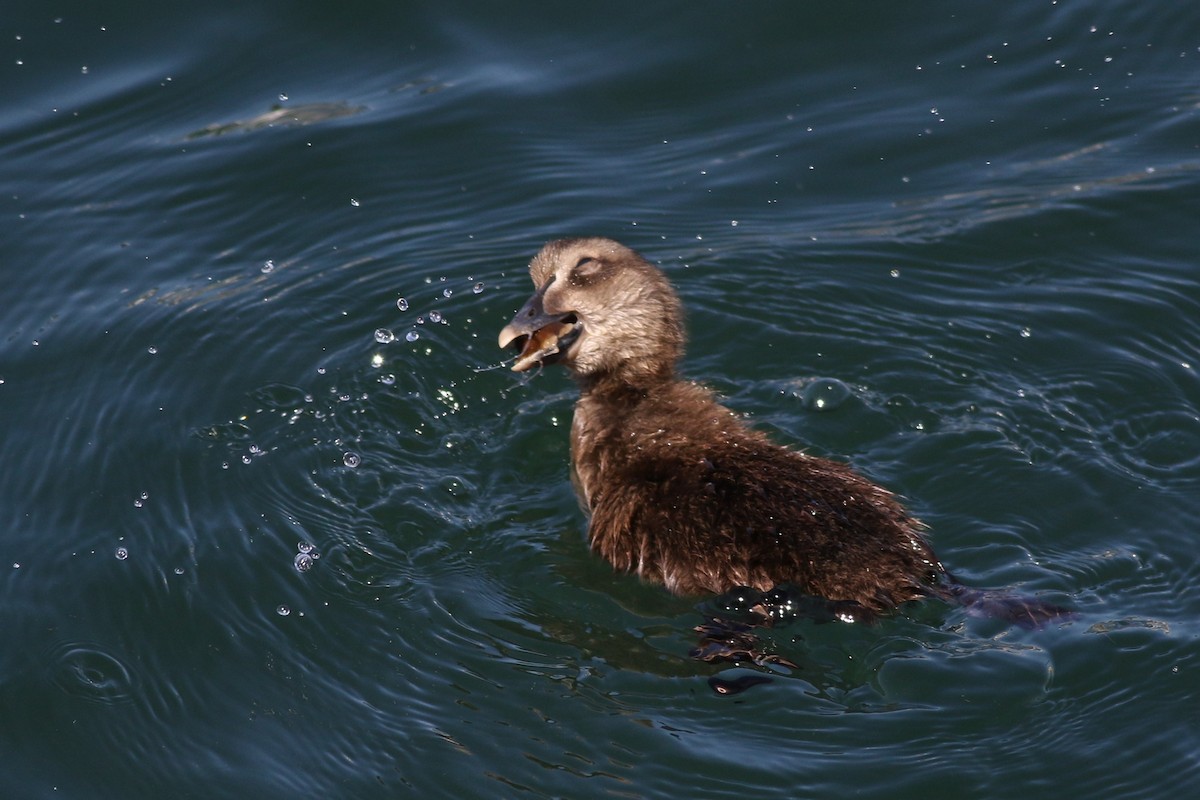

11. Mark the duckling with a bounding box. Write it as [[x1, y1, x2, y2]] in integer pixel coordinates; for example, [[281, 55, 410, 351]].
[[499, 237, 1069, 629]]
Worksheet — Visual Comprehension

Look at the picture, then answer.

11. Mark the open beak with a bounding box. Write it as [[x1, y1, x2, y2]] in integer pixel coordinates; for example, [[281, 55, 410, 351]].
[[498, 282, 582, 372]]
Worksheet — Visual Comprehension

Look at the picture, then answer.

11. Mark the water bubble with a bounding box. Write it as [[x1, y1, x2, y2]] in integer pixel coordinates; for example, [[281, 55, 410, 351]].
[[133, 491, 148, 508], [405, 330, 420, 342], [147, 346, 158, 355], [343, 451, 361, 467], [799, 378, 852, 412], [397, 297, 409, 311], [261, 259, 275, 274], [278, 93, 288, 102], [380, 373, 396, 385], [173, 567, 185, 575], [1020, 327, 1032, 338], [473, 282, 485, 294], [294, 553, 315, 573], [349, 198, 360, 207], [428, 310, 442, 323], [297, 541, 316, 554], [442, 288, 453, 298], [114, 547, 129, 561], [416, 316, 425, 325], [276, 605, 291, 616], [374, 328, 395, 344], [370, 353, 384, 368]]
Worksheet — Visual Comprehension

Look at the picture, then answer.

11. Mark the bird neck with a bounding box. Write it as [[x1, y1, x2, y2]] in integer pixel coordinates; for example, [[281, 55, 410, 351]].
[[575, 363, 676, 401]]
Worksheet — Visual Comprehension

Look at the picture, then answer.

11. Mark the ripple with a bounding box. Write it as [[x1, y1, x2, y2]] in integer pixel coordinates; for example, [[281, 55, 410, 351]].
[[790, 377, 854, 412], [48, 642, 137, 706]]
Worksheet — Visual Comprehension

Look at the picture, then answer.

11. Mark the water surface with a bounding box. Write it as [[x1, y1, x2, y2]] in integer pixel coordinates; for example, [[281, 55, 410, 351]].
[[2, 2, 1199, 798]]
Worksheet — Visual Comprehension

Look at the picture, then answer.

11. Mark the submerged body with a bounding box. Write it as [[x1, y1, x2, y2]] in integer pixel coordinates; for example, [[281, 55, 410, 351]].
[[499, 237, 1065, 623]]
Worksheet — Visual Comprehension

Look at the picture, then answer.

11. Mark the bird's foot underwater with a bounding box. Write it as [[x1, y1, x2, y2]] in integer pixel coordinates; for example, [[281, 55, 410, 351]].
[[689, 586, 884, 693], [690, 616, 799, 670]]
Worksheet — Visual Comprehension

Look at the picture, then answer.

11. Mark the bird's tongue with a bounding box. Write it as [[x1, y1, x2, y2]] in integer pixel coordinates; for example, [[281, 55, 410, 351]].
[[512, 320, 577, 372]]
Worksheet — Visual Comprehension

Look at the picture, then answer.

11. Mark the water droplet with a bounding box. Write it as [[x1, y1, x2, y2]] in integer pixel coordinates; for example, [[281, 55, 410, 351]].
[[473, 282, 485, 294], [343, 452, 361, 468], [114, 547, 129, 561], [397, 297, 409, 311], [297, 541, 315, 554], [349, 198, 360, 207], [174, 567, 185, 575], [890, 269, 900, 278], [370, 353, 384, 368], [278, 93, 288, 102], [294, 553, 315, 573], [1020, 327, 1032, 338], [81, 65, 89, 74], [374, 328, 395, 344], [442, 288, 453, 298], [380, 373, 396, 385], [276, 605, 291, 616], [147, 346, 158, 355], [405, 330, 420, 342], [261, 259, 275, 274], [428, 310, 442, 323]]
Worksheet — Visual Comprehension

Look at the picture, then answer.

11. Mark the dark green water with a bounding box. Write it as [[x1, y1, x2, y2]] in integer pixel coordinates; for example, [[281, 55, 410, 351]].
[[2, 2, 1199, 797]]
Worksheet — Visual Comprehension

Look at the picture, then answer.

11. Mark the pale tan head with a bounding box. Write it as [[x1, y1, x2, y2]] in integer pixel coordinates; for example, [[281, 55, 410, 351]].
[[498, 238, 684, 386]]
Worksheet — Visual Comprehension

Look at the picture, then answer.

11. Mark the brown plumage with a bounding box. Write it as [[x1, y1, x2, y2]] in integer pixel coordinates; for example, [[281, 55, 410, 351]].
[[498, 237, 1066, 623]]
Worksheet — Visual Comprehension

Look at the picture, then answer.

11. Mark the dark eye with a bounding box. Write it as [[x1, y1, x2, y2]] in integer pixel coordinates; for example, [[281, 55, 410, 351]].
[[570, 257, 605, 285]]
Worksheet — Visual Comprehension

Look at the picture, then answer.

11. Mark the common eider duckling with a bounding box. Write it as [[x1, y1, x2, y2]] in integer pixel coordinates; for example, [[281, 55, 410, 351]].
[[498, 237, 1069, 628]]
